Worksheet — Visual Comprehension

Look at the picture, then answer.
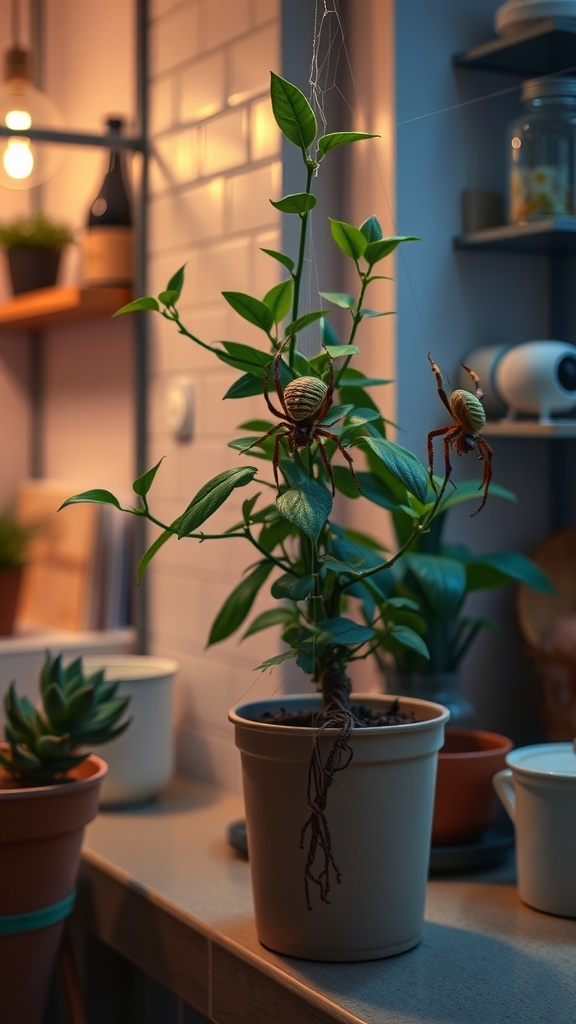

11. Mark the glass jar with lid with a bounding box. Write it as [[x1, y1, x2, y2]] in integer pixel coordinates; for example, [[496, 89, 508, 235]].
[[508, 77, 576, 224]]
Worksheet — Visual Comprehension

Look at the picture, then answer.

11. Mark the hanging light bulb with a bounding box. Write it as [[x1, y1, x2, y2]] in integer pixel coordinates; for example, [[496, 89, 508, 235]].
[[0, 41, 65, 189]]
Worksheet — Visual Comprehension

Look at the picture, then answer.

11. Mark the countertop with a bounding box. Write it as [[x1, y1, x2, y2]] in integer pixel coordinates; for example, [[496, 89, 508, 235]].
[[78, 775, 576, 1024]]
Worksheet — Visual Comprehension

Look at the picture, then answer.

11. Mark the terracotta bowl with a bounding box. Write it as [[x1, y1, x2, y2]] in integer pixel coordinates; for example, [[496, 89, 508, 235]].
[[432, 728, 513, 847]]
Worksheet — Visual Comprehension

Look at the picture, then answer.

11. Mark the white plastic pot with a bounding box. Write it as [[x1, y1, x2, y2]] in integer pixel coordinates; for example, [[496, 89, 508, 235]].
[[230, 693, 449, 962], [82, 655, 177, 808]]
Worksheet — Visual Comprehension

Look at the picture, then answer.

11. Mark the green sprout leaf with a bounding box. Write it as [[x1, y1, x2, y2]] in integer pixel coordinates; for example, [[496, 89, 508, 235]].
[[271, 193, 317, 214], [208, 561, 273, 644], [329, 219, 367, 261], [179, 467, 258, 536], [276, 478, 332, 543], [317, 132, 378, 159], [222, 292, 275, 333], [270, 72, 316, 152]]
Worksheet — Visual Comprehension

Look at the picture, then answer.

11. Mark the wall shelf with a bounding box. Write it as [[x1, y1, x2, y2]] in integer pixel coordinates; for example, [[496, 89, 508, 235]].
[[453, 19, 576, 76], [484, 419, 576, 438], [455, 219, 576, 253], [0, 285, 132, 332]]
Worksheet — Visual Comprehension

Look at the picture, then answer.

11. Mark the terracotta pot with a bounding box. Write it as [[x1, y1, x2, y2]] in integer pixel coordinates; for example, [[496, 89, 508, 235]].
[[432, 728, 513, 847], [6, 246, 61, 294], [0, 752, 107, 1024], [230, 693, 449, 961], [0, 566, 23, 635]]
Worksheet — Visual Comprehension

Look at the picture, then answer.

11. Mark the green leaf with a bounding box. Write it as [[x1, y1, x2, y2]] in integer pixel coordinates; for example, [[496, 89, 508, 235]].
[[276, 478, 332, 542], [364, 236, 420, 267], [224, 373, 267, 400], [208, 561, 273, 644], [270, 72, 317, 151], [132, 458, 164, 499], [317, 132, 377, 159], [466, 552, 553, 594], [179, 467, 258, 536], [59, 489, 122, 510], [359, 437, 429, 503], [256, 649, 299, 671], [319, 291, 356, 310], [285, 309, 330, 338], [389, 624, 430, 660], [404, 553, 467, 617], [165, 264, 185, 300], [263, 279, 293, 324], [270, 193, 317, 214], [137, 527, 178, 582], [242, 608, 295, 639], [329, 219, 367, 261], [217, 342, 271, 374], [314, 617, 375, 647], [360, 216, 382, 242], [271, 574, 317, 601], [260, 247, 295, 273], [113, 296, 159, 317], [222, 292, 275, 333]]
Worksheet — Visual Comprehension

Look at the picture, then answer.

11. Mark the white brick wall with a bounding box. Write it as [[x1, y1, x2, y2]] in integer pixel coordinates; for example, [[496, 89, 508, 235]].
[[147, 0, 284, 791]]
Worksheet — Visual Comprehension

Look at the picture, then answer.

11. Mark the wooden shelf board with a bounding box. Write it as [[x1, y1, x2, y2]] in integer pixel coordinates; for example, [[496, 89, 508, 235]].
[[455, 219, 576, 253], [0, 285, 132, 331], [453, 19, 576, 76], [484, 419, 576, 438]]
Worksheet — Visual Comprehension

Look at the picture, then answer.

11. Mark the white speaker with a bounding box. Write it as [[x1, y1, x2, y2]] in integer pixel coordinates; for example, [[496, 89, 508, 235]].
[[496, 341, 576, 423], [462, 341, 576, 423]]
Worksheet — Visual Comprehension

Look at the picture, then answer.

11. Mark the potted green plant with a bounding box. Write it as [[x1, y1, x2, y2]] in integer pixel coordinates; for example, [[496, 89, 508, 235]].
[[0, 651, 130, 1024], [62, 74, 523, 960], [0, 507, 38, 635], [0, 211, 74, 294], [368, 478, 553, 723]]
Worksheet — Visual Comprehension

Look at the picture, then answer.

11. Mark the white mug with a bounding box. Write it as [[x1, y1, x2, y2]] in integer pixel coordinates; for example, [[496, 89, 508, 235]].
[[493, 743, 576, 918]]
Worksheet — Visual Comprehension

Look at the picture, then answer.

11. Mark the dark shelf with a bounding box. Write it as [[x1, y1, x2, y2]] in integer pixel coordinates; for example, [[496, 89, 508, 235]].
[[455, 219, 576, 253], [453, 19, 576, 76]]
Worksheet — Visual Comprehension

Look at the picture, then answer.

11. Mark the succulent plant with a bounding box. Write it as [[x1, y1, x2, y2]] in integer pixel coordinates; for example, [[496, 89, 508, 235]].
[[0, 652, 131, 785]]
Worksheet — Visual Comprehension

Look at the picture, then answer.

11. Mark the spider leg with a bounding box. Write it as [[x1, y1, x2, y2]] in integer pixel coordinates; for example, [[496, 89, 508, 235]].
[[271, 430, 288, 492], [461, 362, 484, 402], [263, 359, 287, 420], [243, 422, 285, 453], [316, 428, 361, 493], [426, 425, 451, 492], [428, 353, 453, 416], [470, 436, 493, 517], [315, 437, 336, 495]]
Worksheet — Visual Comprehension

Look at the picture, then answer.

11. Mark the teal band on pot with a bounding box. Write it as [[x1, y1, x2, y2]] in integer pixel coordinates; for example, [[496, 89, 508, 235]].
[[0, 889, 75, 935]]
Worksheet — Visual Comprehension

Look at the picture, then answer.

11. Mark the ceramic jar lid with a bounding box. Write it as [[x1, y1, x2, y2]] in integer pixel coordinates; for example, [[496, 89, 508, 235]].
[[506, 742, 576, 777]]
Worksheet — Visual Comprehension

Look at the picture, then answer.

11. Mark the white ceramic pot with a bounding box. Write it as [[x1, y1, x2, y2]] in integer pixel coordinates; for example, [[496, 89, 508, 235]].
[[230, 693, 449, 961], [494, 742, 576, 917], [82, 655, 177, 808]]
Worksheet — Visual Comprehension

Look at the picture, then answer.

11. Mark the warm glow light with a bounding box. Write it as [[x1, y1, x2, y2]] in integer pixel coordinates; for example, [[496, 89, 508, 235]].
[[512, 137, 522, 150], [5, 108, 31, 130], [3, 136, 33, 178], [0, 68, 64, 188]]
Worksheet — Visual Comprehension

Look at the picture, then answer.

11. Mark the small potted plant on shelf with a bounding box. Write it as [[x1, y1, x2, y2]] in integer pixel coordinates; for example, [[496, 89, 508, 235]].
[[0, 506, 39, 635], [62, 74, 525, 961], [0, 211, 74, 294], [0, 651, 131, 1024], [370, 477, 553, 724]]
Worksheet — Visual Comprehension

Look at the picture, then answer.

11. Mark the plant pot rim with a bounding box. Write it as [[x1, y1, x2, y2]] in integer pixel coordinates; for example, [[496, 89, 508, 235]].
[[229, 692, 450, 735], [0, 750, 108, 797], [440, 728, 514, 759]]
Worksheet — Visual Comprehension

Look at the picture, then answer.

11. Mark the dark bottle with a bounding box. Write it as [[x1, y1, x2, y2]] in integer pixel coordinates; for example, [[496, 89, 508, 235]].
[[83, 116, 134, 286]]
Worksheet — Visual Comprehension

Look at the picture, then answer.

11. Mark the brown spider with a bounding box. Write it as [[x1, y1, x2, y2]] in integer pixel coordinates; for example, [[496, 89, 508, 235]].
[[427, 353, 493, 516], [248, 345, 358, 495]]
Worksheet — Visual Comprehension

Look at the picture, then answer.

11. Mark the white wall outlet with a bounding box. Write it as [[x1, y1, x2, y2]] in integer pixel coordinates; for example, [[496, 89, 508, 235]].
[[166, 378, 194, 441]]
